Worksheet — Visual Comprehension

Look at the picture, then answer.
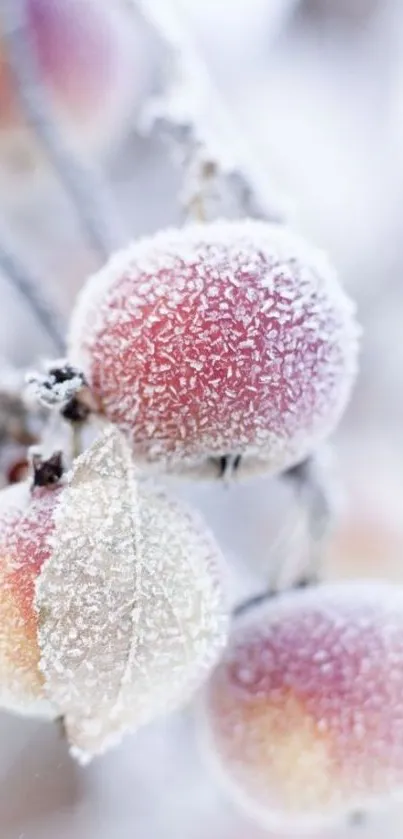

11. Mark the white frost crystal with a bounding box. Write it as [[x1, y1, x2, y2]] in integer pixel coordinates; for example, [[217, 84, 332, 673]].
[[35, 428, 228, 762]]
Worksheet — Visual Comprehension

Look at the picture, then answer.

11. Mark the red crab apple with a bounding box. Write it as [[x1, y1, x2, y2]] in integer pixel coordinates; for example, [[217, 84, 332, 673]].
[[0, 480, 60, 716], [0, 0, 142, 172], [69, 219, 359, 478], [199, 582, 403, 833], [0, 430, 227, 760]]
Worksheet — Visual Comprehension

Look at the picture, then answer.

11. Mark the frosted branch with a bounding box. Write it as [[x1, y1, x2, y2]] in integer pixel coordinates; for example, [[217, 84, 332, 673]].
[[0, 233, 65, 352], [133, 0, 288, 222], [132, 0, 333, 592], [283, 453, 335, 585], [234, 452, 335, 617]]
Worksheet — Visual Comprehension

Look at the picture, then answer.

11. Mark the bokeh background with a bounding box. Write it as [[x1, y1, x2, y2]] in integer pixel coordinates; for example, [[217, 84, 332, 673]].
[[1, 1, 403, 837]]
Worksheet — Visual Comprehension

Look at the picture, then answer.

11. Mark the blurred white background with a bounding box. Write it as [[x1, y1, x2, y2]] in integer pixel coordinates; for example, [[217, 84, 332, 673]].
[[1, 1, 403, 837]]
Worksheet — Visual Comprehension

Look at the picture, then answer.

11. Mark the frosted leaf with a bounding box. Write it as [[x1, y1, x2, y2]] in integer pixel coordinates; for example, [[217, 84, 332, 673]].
[[35, 427, 228, 762]]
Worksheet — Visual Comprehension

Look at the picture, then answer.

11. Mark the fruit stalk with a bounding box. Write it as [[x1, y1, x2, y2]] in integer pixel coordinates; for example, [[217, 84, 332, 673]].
[[134, 0, 339, 586], [134, 0, 288, 223]]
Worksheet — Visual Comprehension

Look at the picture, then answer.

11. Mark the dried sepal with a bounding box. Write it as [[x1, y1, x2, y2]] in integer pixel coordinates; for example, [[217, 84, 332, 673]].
[[26, 360, 86, 409], [0, 359, 47, 486], [26, 359, 98, 429], [30, 448, 64, 488], [36, 427, 228, 762]]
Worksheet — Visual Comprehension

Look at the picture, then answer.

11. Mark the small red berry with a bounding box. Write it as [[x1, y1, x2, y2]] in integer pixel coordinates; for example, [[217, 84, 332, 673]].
[[0, 0, 143, 168], [69, 220, 359, 477], [0, 480, 61, 716], [199, 582, 403, 832], [7, 457, 29, 484]]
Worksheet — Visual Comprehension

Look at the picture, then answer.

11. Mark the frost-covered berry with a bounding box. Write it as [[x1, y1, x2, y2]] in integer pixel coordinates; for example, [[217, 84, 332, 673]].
[[69, 220, 359, 478], [0, 0, 141, 167], [0, 480, 60, 717], [0, 429, 227, 761], [199, 582, 403, 832]]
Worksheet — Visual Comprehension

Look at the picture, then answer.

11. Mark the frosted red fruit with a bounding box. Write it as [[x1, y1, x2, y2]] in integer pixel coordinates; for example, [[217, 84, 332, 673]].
[[0, 430, 228, 760], [0, 481, 60, 717], [199, 582, 403, 832], [69, 220, 359, 478], [0, 0, 138, 162]]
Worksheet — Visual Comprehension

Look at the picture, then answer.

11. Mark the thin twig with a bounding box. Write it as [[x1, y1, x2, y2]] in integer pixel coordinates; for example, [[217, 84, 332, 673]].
[[135, 0, 288, 222], [0, 0, 124, 263], [134, 0, 334, 592], [283, 455, 334, 585], [0, 235, 65, 352], [233, 576, 315, 619], [235, 455, 335, 615]]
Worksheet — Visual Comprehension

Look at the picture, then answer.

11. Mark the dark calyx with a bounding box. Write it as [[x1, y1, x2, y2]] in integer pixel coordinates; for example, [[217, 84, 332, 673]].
[[216, 454, 242, 478], [47, 362, 93, 424], [32, 450, 64, 488]]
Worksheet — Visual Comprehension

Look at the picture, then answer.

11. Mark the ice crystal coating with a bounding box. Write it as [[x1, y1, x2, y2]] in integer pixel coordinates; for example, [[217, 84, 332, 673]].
[[69, 219, 359, 478], [26, 360, 85, 409], [36, 428, 228, 762], [199, 582, 403, 832], [0, 480, 59, 717]]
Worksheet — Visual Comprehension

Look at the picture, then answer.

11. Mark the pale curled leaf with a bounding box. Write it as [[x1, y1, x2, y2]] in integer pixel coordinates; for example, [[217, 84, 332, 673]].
[[35, 428, 227, 762]]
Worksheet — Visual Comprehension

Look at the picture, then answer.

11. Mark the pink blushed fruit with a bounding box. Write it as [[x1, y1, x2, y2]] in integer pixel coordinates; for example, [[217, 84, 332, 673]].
[[0, 430, 228, 759], [199, 582, 403, 832], [0, 481, 60, 716], [69, 220, 359, 478], [0, 0, 141, 168]]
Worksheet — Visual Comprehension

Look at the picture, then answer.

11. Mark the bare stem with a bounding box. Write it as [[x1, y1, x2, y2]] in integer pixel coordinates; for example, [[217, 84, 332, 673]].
[[0, 235, 65, 352], [283, 455, 333, 585], [136, 0, 333, 594], [0, 0, 124, 263], [71, 424, 82, 459], [233, 456, 334, 617], [135, 0, 287, 222]]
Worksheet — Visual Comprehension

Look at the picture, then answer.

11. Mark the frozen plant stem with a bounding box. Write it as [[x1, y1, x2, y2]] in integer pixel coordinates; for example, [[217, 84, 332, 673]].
[[132, 0, 336, 587], [135, 0, 287, 222], [71, 424, 82, 459], [233, 575, 318, 619], [234, 456, 333, 618], [0, 0, 123, 263], [284, 455, 333, 584], [0, 235, 65, 352]]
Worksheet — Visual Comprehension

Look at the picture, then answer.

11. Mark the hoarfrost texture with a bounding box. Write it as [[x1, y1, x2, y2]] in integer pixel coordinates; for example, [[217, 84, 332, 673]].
[[69, 220, 359, 477], [132, 0, 288, 223], [36, 428, 228, 762]]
